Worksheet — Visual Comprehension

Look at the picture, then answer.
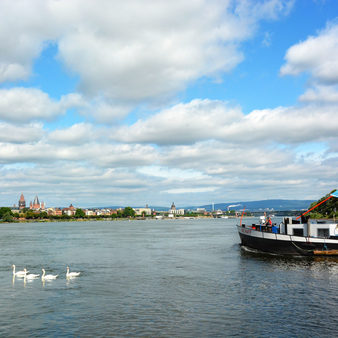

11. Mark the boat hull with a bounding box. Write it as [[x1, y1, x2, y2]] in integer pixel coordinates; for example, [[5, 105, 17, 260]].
[[238, 226, 338, 256]]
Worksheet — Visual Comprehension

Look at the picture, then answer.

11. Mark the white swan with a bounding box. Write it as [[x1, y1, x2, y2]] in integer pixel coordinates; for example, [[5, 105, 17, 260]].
[[12, 264, 27, 277], [66, 266, 80, 278], [23, 268, 39, 279], [41, 268, 58, 280]]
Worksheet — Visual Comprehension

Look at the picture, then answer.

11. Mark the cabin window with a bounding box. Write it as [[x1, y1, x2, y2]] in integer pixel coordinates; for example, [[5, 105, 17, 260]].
[[293, 228, 304, 236], [317, 228, 329, 238]]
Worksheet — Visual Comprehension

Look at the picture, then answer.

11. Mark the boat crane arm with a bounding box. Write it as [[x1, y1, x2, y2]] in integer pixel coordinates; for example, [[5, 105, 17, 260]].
[[296, 190, 338, 220]]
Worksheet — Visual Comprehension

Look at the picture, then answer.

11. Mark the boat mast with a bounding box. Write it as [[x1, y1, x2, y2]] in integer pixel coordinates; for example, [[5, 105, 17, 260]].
[[239, 206, 245, 227]]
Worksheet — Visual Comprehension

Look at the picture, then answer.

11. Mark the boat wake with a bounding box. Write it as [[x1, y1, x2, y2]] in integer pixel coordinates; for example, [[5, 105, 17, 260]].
[[241, 245, 285, 257]]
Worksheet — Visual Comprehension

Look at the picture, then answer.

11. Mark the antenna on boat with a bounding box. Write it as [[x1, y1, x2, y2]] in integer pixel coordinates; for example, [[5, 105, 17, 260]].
[[296, 190, 338, 220]]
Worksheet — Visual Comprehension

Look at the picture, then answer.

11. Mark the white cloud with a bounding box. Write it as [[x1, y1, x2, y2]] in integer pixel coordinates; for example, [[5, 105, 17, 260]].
[[299, 85, 338, 103], [165, 187, 217, 194], [0, 133, 335, 206], [0, 140, 157, 169], [92, 143, 157, 168], [0, 88, 80, 123], [89, 100, 132, 123], [0, 0, 58, 82], [281, 23, 338, 84], [112, 99, 338, 145], [0, 0, 293, 112], [160, 140, 293, 173], [226, 105, 338, 144], [236, 0, 294, 21], [55, 0, 246, 103], [0, 63, 30, 83], [60, 93, 87, 110], [0, 122, 44, 143], [114, 99, 242, 145], [0, 163, 150, 207], [49, 123, 95, 145], [54, 0, 293, 106], [138, 166, 206, 180]]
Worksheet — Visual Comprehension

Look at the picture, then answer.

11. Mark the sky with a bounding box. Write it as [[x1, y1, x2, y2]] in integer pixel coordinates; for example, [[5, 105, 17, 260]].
[[0, 0, 337, 208]]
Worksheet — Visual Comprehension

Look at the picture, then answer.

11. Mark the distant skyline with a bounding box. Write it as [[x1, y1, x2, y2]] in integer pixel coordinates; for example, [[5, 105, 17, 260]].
[[11, 193, 315, 211], [0, 0, 337, 207]]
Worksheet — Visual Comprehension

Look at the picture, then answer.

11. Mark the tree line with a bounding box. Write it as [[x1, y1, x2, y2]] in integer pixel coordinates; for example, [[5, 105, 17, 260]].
[[0, 206, 136, 222]]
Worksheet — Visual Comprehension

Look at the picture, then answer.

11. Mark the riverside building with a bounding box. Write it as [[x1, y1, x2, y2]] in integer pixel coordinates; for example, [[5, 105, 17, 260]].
[[168, 202, 185, 216]]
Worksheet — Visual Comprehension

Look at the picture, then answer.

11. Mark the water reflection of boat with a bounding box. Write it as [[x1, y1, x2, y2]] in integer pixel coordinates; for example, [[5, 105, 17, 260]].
[[237, 191, 338, 256]]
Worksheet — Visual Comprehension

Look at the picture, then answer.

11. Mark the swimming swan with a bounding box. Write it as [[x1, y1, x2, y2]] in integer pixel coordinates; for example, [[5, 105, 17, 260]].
[[41, 268, 58, 280], [12, 264, 27, 277], [24, 268, 40, 279], [66, 266, 80, 278]]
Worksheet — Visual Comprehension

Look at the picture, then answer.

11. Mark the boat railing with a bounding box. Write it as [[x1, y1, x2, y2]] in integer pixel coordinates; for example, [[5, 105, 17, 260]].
[[241, 223, 280, 234]]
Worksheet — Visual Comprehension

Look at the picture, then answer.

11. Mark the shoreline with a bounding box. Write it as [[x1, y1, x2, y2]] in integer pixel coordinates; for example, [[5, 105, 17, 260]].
[[0, 215, 237, 224], [1, 215, 336, 224]]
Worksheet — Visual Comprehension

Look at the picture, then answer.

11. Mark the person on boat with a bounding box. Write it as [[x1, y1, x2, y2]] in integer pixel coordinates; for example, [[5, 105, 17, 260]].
[[266, 216, 272, 232]]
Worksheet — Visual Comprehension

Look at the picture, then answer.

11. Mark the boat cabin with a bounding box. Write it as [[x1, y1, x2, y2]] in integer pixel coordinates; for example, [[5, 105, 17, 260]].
[[280, 217, 338, 239], [248, 216, 338, 239]]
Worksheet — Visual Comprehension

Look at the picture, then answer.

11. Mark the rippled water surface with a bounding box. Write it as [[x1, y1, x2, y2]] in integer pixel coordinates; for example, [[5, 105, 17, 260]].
[[1, 218, 337, 337]]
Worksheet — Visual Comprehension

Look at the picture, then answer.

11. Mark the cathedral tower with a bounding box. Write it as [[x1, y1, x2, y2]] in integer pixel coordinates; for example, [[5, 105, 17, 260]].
[[18, 194, 26, 209], [31, 195, 41, 210]]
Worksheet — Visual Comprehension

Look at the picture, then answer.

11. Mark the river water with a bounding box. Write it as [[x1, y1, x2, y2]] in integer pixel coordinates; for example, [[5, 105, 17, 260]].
[[1, 218, 337, 337]]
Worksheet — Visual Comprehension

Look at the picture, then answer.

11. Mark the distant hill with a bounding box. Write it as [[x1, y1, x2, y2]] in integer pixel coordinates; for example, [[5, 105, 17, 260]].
[[98, 199, 315, 212], [185, 199, 315, 212]]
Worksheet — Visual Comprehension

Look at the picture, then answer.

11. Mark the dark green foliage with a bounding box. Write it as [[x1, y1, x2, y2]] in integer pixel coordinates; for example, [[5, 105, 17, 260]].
[[0, 207, 13, 219], [25, 211, 41, 219], [2, 212, 14, 222], [184, 212, 199, 217], [75, 208, 86, 218], [309, 189, 338, 218], [39, 211, 48, 218], [122, 207, 135, 218]]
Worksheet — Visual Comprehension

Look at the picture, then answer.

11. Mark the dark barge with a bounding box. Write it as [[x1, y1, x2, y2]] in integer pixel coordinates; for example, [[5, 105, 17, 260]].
[[237, 191, 338, 256], [238, 218, 338, 256]]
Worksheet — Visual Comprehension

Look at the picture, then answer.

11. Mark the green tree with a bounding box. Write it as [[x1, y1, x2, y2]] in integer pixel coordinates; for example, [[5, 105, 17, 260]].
[[75, 208, 86, 218], [309, 189, 338, 219], [25, 210, 35, 219], [0, 207, 13, 219], [39, 211, 48, 219], [123, 207, 135, 218], [2, 212, 14, 222]]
